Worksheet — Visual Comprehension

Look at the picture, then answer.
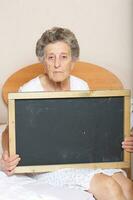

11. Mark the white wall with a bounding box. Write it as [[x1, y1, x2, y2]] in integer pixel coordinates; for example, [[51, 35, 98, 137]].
[[0, 0, 133, 122]]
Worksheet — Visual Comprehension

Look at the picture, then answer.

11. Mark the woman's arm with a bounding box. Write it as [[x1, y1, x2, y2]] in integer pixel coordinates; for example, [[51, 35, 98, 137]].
[[2, 126, 9, 151], [0, 126, 21, 175]]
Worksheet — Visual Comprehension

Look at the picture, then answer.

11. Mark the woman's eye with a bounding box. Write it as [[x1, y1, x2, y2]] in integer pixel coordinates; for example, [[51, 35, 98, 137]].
[[48, 56, 54, 60], [62, 55, 67, 59]]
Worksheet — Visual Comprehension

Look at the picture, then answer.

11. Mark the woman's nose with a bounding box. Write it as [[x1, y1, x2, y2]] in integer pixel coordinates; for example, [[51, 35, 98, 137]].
[[54, 58, 60, 68]]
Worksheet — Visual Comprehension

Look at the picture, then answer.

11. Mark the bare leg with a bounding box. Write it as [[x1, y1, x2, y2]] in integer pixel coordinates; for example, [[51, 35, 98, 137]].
[[89, 173, 126, 200], [112, 172, 133, 200]]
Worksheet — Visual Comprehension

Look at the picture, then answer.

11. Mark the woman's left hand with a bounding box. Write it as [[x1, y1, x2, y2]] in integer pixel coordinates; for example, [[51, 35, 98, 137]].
[[122, 130, 133, 153]]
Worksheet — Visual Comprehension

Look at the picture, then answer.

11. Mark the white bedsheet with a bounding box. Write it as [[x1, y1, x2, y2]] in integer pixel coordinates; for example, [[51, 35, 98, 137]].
[[0, 172, 94, 200], [0, 125, 95, 200]]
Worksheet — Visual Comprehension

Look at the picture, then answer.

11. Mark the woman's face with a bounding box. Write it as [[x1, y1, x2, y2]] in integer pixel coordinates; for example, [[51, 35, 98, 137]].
[[44, 41, 75, 82]]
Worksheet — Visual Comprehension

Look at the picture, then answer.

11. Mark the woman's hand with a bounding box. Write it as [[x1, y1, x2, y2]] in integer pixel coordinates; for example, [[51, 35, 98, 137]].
[[0, 150, 21, 176], [122, 130, 133, 153]]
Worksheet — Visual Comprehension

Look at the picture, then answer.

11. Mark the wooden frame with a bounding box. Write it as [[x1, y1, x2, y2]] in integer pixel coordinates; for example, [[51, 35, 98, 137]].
[[8, 89, 131, 174]]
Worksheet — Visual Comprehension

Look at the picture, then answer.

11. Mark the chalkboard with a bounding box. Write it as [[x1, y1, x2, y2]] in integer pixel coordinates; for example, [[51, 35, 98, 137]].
[[8, 90, 130, 173]]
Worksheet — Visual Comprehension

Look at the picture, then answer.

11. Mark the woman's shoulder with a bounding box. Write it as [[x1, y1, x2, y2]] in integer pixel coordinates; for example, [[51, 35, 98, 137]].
[[70, 75, 89, 90], [18, 76, 43, 92]]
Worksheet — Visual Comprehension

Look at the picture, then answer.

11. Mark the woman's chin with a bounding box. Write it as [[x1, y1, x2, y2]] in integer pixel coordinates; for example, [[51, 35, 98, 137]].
[[51, 76, 67, 83]]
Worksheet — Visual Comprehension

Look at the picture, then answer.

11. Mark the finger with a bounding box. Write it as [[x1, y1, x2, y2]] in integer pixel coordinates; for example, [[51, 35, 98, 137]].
[[4, 155, 20, 164], [122, 143, 133, 152], [7, 157, 21, 168], [122, 142, 133, 148], [122, 140, 133, 147], [124, 137, 133, 142], [5, 169, 15, 176], [5, 162, 20, 172], [4, 158, 21, 172], [124, 149, 133, 153], [8, 155, 20, 163], [2, 151, 20, 162], [122, 144, 133, 150]]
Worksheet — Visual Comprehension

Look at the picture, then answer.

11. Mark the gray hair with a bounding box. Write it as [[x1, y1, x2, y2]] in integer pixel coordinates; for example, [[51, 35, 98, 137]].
[[36, 27, 80, 62]]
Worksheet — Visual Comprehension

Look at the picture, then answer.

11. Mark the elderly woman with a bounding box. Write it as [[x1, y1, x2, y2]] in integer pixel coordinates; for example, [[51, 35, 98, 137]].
[[1, 27, 133, 200]]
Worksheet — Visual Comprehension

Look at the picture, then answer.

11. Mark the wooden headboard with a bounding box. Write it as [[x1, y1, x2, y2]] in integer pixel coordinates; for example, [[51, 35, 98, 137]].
[[2, 61, 123, 104]]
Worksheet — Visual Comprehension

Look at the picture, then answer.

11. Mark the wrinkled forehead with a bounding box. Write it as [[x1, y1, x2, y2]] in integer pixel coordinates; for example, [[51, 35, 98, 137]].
[[44, 41, 71, 56]]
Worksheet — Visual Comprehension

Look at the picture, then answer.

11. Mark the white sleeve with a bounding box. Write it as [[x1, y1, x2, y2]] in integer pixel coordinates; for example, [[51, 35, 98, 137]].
[[70, 76, 89, 91]]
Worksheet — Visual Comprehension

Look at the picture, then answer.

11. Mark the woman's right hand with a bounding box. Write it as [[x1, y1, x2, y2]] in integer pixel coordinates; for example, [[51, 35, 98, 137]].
[[0, 150, 21, 176]]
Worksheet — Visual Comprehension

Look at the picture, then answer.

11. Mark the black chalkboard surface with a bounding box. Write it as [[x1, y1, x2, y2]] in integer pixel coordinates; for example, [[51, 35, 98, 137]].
[[8, 90, 130, 173]]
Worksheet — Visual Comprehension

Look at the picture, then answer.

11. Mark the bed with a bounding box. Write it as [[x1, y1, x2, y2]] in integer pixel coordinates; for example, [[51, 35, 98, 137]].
[[0, 61, 130, 200]]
